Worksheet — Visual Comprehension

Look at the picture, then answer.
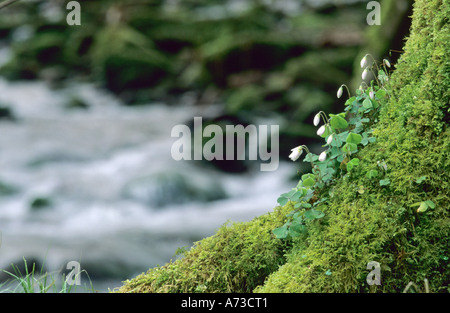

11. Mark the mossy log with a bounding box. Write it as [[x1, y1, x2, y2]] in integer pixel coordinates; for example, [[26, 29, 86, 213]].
[[117, 0, 449, 293]]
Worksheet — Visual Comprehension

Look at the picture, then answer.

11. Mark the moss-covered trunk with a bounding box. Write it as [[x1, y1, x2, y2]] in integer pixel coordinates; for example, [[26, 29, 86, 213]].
[[117, 0, 449, 293]]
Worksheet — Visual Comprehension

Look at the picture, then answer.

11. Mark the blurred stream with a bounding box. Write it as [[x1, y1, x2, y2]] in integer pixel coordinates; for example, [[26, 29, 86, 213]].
[[0, 77, 293, 292]]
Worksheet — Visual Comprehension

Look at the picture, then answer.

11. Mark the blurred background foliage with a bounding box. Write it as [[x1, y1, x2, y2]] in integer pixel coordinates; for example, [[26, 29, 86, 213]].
[[0, 0, 412, 165]]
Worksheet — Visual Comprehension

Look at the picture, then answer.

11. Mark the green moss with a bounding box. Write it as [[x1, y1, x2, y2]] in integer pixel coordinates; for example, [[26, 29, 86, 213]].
[[257, 0, 450, 293], [117, 0, 449, 293], [116, 204, 292, 293]]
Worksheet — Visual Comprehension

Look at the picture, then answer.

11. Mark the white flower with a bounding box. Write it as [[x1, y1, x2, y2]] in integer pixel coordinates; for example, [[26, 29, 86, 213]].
[[383, 59, 391, 68], [313, 113, 321, 126], [289, 146, 303, 161], [318, 151, 327, 162], [337, 86, 343, 99], [362, 68, 369, 80], [327, 134, 333, 145], [369, 89, 375, 99], [317, 125, 326, 136], [360, 55, 368, 68]]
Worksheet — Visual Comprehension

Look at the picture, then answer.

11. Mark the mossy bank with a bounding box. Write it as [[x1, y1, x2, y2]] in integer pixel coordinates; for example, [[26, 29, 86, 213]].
[[116, 0, 449, 293]]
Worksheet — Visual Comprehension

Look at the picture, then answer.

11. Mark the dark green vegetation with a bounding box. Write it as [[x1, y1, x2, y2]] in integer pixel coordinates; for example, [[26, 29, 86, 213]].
[[117, 0, 449, 292], [272, 53, 388, 241], [0, 0, 376, 157]]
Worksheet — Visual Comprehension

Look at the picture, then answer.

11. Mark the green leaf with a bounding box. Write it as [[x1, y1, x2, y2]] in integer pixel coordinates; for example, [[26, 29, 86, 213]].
[[303, 153, 319, 162], [329, 147, 342, 160], [330, 114, 348, 130], [289, 224, 306, 237], [358, 106, 367, 113], [424, 200, 435, 209], [272, 225, 289, 239], [301, 174, 315, 181], [284, 189, 297, 198], [320, 166, 335, 182], [363, 98, 373, 109], [297, 187, 308, 197], [361, 132, 375, 146], [346, 158, 360, 171], [366, 169, 379, 179], [292, 211, 302, 220], [372, 99, 379, 109], [345, 96, 356, 106], [302, 178, 315, 188], [415, 176, 427, 184], [379, 178, 391, 186], [376, 89, 387, 99], [290, 190, 303, 202], [321, 125, 333, 138], [336, 131, 349, 141], [342, 143, 358, 154], [304, 209, 325, 220], [277, 196, 288, 206], [416, 202, 428, 213], [346, 133, 362, 145]]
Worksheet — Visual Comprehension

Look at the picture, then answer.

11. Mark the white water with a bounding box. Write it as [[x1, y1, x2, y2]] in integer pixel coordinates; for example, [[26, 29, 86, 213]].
[[0, 78, 293, 291]]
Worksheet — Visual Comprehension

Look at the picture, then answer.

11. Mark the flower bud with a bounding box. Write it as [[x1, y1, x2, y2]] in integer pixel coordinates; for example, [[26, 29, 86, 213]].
[[383, 59, 391, 68], [369, 89, 375, 99], [289, 146, 303, 161], [362, 68, 368, 80], [319, 151, 327, 162], [317, 125, 325, 136], [337, 86, 343, 99], [313, 113, 321, 126], [327, 134, 333, 145], [360, 55, 368, 68]]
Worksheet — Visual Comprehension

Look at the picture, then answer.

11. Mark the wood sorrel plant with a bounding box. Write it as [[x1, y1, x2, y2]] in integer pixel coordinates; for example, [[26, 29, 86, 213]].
[[273, 54, 391, 240]]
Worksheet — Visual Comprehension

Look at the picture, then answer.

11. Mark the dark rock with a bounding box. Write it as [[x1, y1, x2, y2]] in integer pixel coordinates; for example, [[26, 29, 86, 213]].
[[0, 106, 15, 121], [29, 196, 52, 210], [122, 170, 227, 208]]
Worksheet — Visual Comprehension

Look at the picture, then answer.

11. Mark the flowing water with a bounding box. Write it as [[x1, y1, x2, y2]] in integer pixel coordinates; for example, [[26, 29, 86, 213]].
[[0, 77, 293, 292]]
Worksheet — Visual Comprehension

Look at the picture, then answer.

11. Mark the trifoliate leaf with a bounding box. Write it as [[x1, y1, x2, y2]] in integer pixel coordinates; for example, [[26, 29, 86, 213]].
[[346, 133, 362, 145], [363, 98, 373, 109], [272, 225, 289, 239], [304, 209, 325, 220], [330, 114, 348, 130], [366, 169, 379, 179], [342, 143, 358, 154], [289, 224, 306, 237], [346, 158, 360, 171]]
